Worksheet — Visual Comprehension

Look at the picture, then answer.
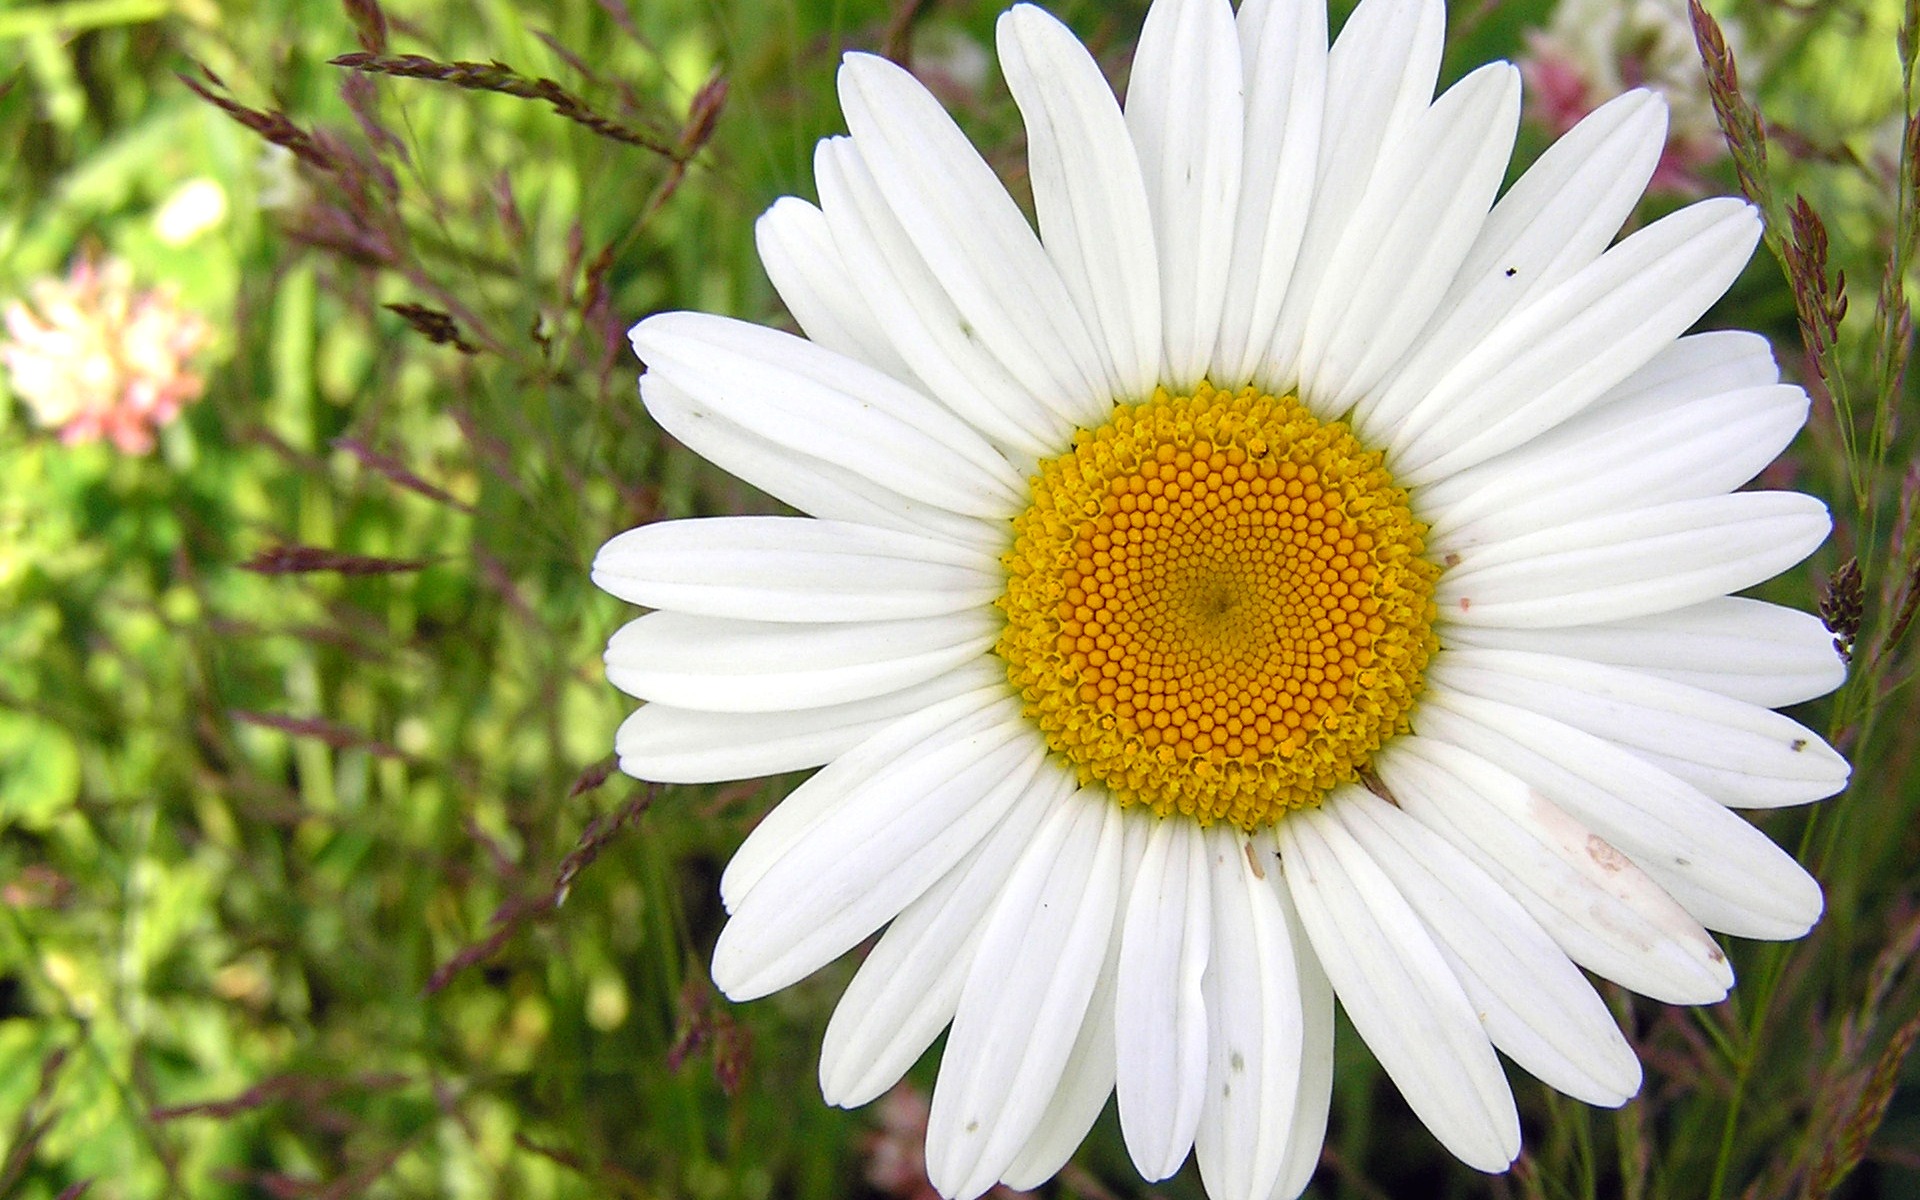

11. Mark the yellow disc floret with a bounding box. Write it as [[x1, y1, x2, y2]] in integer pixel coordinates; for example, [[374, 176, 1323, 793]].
[[995, 383, 1439, 829]]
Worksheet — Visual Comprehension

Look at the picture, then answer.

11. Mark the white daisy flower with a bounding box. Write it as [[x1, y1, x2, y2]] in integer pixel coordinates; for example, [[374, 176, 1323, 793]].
[[593, 0, 1852, 1194]]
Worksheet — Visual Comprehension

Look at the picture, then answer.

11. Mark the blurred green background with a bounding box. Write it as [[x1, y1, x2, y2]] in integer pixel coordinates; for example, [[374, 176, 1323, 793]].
[[0, 0, 1915, 1197]]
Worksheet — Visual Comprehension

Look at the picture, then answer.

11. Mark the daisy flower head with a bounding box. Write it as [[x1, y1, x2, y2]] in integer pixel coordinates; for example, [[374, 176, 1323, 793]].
[[594, 0, 1851, 1194]]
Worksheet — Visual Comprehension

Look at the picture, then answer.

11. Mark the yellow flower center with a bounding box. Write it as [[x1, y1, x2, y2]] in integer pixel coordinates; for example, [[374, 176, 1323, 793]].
[[995, 383, 1439, 829]]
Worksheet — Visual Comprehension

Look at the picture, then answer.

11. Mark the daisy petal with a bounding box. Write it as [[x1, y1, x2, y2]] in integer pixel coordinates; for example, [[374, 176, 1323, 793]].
[[1116, 816, 1212, 1182], [1355, 90, 1666, 438], [1331, 786, 1641, 1105], [1194, 825, 1308, 1200], [603, 609, 998, 712], [1298, 62, 1521, 412], [999, 959, 1120, 1191], [1428, 649, 1851, 808], [819, 764, 1069, 1108], [927, 794, 1126, 1200], [719, 686, 1016, 911], [1388, 197, 1763, 484], [1375, 735, 1733, 1003], [1436, 492, 1832, 628], [1423, 384, 1808, 553], [1000, 812, 1147, 1190], [712, 707, 1044, 1001], [1212, 0, 1327, 385], [1443, 597, 1846, 707], [838, 53, 1111, 424], [1265, 875, 1335, 1200], [641, 374, 1001, 547], [615, 659, 1004, 783], [1279, 804, 1520, 1173], [755, 196, 917, 380], [593, 516, 1002, 622], [1267, 0, 1446, 385], [632, 312, 1023, 516], [1416, 691, 1824, 940], [814, 137, 1068, 456], [1586, 327, 1781, 406], [1124, 0, 1244, 388], [998, 3, 1162, 401]]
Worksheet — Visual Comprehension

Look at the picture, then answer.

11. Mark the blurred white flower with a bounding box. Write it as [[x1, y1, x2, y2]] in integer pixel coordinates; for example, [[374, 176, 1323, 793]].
[[257, 145, 310, 213], [914, 23, 994, 97], [153, 177, 230, 246], [1, 255, 213, 454], [1523, 0, 1736, 193]]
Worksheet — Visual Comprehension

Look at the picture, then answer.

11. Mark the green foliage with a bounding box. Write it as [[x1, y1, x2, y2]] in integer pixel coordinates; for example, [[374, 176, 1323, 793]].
[[0, 0, 1912, 1197]]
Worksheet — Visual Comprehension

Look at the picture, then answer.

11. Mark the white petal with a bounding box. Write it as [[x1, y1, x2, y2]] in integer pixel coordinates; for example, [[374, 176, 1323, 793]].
[[1194, 825, 1308, 1200], [998, 4, 1162, 401], [927, 793, 1126, 1200], [615, 659, 1006, 783], [594, 516, 1001, 622], [755, 196, 918, 380], [642, 374, 1002, 548], [1000, 811, 1149, 1190], [819, 763, 1071, 1108], [1388, 198, 1764, 484], [1374, 736, 1733, 1003], [1423, 384, 1809, 554], [1212, 0, 1327, 385], [1265, 874, 1334, 1200], [1279, 804, 1520, 1173], [1266, 0, 1445, 386], [1329, 786, 1642, 1105], [712, 705, 1044, 1000], [838, 53, 1112, 426], [999, 959, 1119, 1191], [1415, 691, 1825, 940], [1442, 597, 1846, 707], [1355, 90, 1666, 438], [814, 137, 1070, 457], [1124, 0, 1244, 387], [1298, 62, 1521, 412], [604, 609, 998, 712], [632, 312, 1024, 516], [719, 687, 1017, 911], [1427, 649, 1851, 808], [1435, 492, 1832, 628], [1116, 816, 1212, 1182], [1594, 328, 1781, 404]]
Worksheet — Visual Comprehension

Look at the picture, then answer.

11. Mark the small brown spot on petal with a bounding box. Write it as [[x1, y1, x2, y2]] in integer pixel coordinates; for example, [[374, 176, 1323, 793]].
[[1791, 738, 1808, 751], [1586, 834, 1630, 872]]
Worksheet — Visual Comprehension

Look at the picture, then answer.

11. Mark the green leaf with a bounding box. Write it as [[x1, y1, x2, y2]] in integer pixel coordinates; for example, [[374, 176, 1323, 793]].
[[0, 711, 81, 827]]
